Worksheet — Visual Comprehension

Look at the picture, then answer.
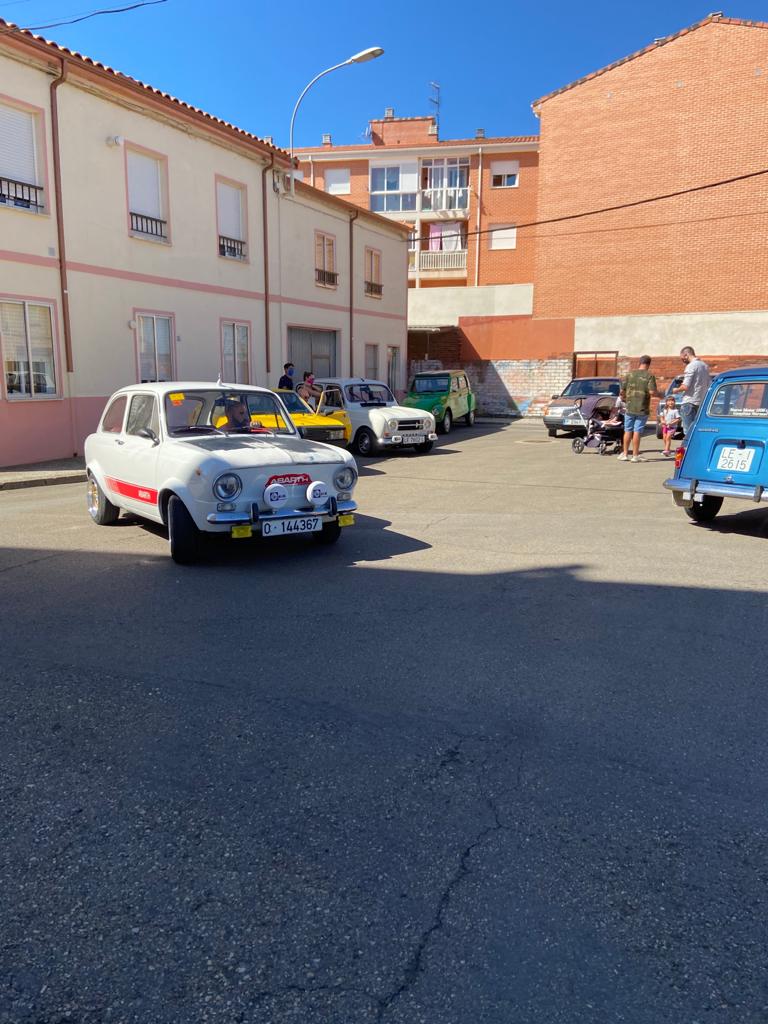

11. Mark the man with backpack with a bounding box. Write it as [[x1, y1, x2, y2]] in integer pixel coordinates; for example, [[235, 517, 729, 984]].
[[618, 355, 661, 463]]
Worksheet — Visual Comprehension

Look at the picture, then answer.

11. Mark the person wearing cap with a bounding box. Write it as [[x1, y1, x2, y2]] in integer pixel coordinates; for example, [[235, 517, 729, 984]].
[[278, 362, 295, 390]]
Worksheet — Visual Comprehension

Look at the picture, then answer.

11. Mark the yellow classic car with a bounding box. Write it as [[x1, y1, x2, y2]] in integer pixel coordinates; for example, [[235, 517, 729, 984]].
[[275, 389, 351, 445], [213, 390, 350, 445]]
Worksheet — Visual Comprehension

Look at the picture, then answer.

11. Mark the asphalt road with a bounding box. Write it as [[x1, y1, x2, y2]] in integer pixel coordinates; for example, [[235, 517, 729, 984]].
[[1, 421, 767, 1024]]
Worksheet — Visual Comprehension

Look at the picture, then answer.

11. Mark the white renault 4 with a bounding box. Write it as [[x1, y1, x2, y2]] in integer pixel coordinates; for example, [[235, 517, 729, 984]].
[[314, 378, 438, 456]]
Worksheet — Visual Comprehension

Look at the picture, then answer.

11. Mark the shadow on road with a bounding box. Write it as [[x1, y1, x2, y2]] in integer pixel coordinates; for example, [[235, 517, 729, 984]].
[[1, 548, 767, 1024]]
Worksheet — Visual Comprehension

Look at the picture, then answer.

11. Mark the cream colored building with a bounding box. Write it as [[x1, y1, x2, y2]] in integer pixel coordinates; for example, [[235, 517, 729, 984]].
[[0, 21, 409, 467]]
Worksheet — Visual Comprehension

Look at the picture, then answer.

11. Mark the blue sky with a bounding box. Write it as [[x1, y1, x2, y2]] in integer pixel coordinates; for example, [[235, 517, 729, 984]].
[[4, 1, 768, 146]]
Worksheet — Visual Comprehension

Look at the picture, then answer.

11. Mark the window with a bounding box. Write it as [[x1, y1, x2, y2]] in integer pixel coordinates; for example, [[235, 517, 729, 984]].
[[365, 344, 379, 379], [369, 163, 417, 212], [427, 221, 465, 252], [488, 224, 517, 250], [101, 395, 127, 433], [421, 157, 469, 211], [221, 321, 250, 384], [364, 248, 382, 297], [709, 381, 768, 419], [322, 385, 344, 410], [288, 327, 337, 377], [127, 149, 167, 240], [217, 181, 247, 259], [325, 168, 350, 195], [137, 314, 173, 382], [491, 160, 519, 188], [314, 232, 338, 287], [387, 345, 400, 393], [126, 394, 159, 437], [0, 102, 44, 213], [1, 300, 56, 398]]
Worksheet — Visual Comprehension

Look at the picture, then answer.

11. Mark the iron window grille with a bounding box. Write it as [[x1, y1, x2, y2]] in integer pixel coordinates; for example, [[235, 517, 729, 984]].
[[315, 268, 338, 287], [219, 235, 247, 260], [364, 281, 383, 297], [0, 176, 44, 213], [130, 212, 168, 240]]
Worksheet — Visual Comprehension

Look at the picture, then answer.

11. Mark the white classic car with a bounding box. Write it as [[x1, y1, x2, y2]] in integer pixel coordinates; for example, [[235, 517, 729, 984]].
[[314, 377, 438, 456], [84, 383, 358, 564]]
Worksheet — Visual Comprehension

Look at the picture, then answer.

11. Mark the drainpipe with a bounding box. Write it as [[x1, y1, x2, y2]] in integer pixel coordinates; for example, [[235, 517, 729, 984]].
[[474, 145, 483, 288], [349, 209, 359, 375], [261, 151, 275, 379], [50, 59, 73, 373]]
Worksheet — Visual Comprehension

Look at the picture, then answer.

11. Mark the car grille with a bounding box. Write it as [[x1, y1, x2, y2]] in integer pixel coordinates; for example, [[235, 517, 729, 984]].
[[304, 426, 345, 442], [396, 419, 424, 432]]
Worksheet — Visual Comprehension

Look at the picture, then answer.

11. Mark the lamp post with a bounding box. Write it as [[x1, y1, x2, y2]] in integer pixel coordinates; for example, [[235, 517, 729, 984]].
[[288, 46, 384, 189]]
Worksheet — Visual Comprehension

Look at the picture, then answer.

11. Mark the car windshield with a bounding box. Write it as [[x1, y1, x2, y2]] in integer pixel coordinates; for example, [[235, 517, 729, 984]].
[[278, 390, 313, 415], [708, 381, 768, 419], [163, 389, 296, 436], [344, 383, 394, 405], [410, 376, 449, 394], [561, 379, 619, 397]]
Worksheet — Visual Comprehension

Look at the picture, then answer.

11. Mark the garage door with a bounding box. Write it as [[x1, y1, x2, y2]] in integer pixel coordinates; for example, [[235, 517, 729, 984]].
[[288, 328, 338, 378]]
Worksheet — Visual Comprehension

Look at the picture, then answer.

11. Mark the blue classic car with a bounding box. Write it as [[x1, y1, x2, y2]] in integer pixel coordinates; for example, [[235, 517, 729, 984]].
[[664, 366, 768, 522]]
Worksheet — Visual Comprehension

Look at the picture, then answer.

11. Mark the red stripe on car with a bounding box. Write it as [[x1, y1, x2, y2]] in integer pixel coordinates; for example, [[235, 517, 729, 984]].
[[105, 477, 159, 504]]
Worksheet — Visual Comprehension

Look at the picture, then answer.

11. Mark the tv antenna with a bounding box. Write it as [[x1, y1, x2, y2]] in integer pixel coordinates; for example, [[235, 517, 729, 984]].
[[429, 81, 440, 131]]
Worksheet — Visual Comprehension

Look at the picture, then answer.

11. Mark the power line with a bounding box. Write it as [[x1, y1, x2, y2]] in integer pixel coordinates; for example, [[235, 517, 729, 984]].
[[411, 165, 768, 244], [25, 0, 167, 31]]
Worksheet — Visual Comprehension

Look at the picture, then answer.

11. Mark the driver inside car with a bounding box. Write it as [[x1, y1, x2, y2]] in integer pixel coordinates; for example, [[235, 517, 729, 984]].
[[224, 400, 250, 430]]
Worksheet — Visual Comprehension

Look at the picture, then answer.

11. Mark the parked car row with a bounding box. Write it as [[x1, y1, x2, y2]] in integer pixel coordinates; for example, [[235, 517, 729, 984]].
[[84, 370, 479, 564]]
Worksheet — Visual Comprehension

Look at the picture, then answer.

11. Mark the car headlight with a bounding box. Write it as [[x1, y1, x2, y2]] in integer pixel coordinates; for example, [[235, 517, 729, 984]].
[[334, 466, 357, 490], [432, 404, 442, 415], [422, 417, 432, 431], [386, 417, 398, 432], [213, 473, 242, 500]]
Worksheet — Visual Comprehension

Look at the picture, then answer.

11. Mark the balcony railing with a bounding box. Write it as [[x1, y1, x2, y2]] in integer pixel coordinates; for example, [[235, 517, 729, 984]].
[[130, 211, 168, 240], [364, 280, 383, 297], [219, 235, 247, 260], [421, 187, 470, 212], [315, 268, 338, 287], [409, 250, 468, 272], [0, 176, 44, 213]]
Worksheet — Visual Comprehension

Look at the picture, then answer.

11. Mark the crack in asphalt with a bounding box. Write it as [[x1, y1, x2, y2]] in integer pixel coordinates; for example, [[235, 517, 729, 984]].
[[373, 743, 527, 1021]]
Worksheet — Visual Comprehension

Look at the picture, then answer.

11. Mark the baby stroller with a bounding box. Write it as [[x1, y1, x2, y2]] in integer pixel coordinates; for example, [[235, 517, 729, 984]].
[[571, 395, 624, 455]]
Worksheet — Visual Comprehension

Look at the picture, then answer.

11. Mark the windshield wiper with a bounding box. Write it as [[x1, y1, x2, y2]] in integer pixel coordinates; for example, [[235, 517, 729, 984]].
[[360, 401, 387, 407], [170, 425, 226, 436]]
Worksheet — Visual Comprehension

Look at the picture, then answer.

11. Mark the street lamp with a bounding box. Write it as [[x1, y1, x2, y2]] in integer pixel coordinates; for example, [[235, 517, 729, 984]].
[[288, 46, 384, 187]]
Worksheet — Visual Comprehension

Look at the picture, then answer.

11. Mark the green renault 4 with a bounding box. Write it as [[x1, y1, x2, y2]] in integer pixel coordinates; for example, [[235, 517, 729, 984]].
[[403, 369, 476, 434]]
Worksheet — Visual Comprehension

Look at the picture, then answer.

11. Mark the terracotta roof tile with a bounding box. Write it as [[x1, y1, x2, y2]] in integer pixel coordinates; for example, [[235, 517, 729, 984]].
[[532, 13, 768, 110]]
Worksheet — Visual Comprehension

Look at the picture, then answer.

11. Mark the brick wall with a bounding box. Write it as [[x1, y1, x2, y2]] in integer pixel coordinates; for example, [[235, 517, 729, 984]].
[[534, 19, 768, 319], [410, 357, 573, 417]]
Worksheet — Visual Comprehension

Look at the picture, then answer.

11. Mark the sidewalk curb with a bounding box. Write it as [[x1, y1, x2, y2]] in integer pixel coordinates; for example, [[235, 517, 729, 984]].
[[0, 473, 87, 492]]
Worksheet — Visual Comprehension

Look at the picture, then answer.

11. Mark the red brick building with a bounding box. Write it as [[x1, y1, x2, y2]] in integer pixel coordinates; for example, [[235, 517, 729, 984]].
[[300, 15, 768, 414]]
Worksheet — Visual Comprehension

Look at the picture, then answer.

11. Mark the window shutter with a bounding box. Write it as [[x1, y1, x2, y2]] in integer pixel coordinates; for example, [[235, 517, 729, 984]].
[[491, 159, 520, 177], [127, 151, 162, 218], [489, 224, 517, 249], [217, 182, 243, 240], [235, 324, 249, 383], [315, 233, 325, 269], [0, 104, 37, 184], [222, 321, 235, 380], [324, 236, 335, 273], [399, 162, 418, 192], [325, 168, 350, 195]]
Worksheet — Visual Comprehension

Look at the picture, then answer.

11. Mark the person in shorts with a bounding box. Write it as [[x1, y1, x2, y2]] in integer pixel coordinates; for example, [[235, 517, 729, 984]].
[[673, 346, 711, 435], [660, 396, 682, 457], [618, 355, 661, 462]]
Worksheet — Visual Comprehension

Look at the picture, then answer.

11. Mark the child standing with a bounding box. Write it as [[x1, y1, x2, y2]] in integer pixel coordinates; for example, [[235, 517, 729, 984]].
[[661, 396, 681, 456]]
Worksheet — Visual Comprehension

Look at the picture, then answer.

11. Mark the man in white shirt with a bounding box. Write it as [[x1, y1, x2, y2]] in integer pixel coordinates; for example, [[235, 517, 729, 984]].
[[674, 346, 711, 435]]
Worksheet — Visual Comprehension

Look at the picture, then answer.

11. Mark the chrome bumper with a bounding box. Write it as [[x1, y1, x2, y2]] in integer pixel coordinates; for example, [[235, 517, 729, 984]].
[[207, 498, 357, 525], [379, 432, 438, 446], [664, 477, 768, 504]]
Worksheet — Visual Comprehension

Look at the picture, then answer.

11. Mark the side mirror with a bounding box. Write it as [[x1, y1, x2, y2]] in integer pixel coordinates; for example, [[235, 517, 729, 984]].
[[137, 427, 160, 446], [551, 394, 560, 400]]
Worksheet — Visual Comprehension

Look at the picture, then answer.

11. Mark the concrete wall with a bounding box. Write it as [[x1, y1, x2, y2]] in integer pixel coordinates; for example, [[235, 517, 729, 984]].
[[408, 283, 533, 327], [575, 310, 768, 358]]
